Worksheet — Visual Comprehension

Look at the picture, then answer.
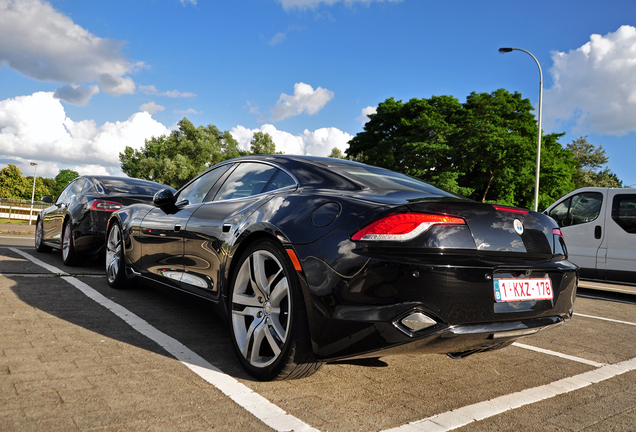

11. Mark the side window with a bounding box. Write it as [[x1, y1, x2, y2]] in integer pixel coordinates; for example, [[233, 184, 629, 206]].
[[612, 194, 636, 234], [56, 179, 80, 204], [215, 163, 277, 201], [549, 192, 603, 227], [70, 178, 86, 195], [178, 164, 231, 206], [263, 169, 295, 193], [548, 198, 571, 227]]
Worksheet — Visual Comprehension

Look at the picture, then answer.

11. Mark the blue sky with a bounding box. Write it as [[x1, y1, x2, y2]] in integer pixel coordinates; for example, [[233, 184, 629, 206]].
[[1, 0, 636, 190]]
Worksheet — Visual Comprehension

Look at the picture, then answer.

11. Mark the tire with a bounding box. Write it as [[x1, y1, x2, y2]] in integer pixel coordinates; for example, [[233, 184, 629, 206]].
[[61, 220, 80, 266], [228, 239, 322, 380], [105, 223, 128, 289], [35, 218, 51, 253]]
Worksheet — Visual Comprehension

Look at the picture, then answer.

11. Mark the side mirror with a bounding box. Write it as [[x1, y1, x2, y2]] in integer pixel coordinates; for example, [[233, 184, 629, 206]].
[[153, 188, 176, 208], [41, 195, 53, 203]]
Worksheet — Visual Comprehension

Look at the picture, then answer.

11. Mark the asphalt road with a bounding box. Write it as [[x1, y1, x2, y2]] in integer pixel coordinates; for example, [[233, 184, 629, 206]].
[[1, 236, 635, 431]]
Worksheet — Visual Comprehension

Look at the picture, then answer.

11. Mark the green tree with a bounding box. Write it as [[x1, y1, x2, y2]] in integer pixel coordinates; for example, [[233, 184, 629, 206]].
[[347, 89, 584, 209], [0, 165, 29, 199], [328, 147, 345, 159], [250, 131, 280, 155], [567, 136, 622, 189], [120, 118, 247, 189], [347, 95, 464, 192]]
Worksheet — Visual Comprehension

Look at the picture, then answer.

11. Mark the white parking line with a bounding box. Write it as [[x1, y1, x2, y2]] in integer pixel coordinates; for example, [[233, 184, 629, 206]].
[[10, 248, 319, 432], [512, 342, 606, 367], [574, 312, 636, 326], [381, 356, 636, 432]]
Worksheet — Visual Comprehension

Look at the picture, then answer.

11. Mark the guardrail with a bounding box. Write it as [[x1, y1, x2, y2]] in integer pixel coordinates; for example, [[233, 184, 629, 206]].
[[0, 199, 49, 223]]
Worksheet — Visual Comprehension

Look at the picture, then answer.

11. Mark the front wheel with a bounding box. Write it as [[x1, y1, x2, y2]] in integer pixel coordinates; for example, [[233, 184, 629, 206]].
[[62, 220, 80, 266], [229, 239, 322, 380], [105, 223, 128, 289], [35, 218, 51, 253]]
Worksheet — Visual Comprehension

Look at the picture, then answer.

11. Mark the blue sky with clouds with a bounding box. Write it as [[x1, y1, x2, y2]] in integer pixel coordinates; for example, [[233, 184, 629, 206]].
[[2, 0, 636, 189]]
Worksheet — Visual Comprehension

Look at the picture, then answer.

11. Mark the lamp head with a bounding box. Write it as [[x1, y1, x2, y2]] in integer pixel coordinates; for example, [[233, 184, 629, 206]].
[[499, 47, 513, 54], [30, 162, 37, 166]]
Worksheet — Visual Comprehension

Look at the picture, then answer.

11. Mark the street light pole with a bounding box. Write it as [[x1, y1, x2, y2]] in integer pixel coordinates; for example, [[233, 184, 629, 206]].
[[29, 162, 38, 225], [499, 47, 543, 212]]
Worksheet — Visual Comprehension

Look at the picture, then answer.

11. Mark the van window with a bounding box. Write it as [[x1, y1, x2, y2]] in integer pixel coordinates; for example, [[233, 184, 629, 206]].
[[549, 192, 603, 227], [612, 194, 636, 234]]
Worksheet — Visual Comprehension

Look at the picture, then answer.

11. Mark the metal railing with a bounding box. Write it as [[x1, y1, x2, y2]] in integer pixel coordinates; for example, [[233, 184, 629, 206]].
[[0, 198, 50, 223]]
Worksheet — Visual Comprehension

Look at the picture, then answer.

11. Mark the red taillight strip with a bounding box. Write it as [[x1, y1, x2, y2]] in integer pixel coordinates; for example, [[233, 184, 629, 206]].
[[552, 228, 563, 237], [352, 213, 465, 242], [492, 205, 530, 215], [91, 200, 123, 212]]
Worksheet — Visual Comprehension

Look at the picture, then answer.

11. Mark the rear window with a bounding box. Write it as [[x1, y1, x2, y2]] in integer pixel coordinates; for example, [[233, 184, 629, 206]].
[[334, 166, 456, 196], [99, 178, 165, 195]]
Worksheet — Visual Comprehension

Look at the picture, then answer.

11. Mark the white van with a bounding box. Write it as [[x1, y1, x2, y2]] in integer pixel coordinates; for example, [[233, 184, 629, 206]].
[[544, 187, 636, 285]]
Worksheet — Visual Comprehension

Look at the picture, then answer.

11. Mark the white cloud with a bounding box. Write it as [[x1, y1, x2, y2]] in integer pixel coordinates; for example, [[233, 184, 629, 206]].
[[0, 92, 169, 175], [356, 106, 377, 125], [180, 0, 197, 5], [140, 85, 196, 98], [97, 73, 136, 96], [544, 25, 636, 136], [139, 101, 165, 114], [271, 82, 334, 121], [230, 124, 351, 156], [270, 32, 287, 46], [0, 0, 139, 104], [174, 108, 202, 116], [53, 84, 100, 106], [278, 0, 402, 11]]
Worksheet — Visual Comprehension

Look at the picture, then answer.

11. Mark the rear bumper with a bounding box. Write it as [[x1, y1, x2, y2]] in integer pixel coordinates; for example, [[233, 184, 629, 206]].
[[295, 240, 578, 360]]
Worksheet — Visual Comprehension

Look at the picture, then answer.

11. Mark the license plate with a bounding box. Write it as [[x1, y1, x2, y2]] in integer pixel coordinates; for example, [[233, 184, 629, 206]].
[[493, 278, 553, 302]]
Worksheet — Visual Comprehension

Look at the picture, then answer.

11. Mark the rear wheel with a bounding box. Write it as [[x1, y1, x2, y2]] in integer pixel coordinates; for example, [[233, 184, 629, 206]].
[[35, 218, 51, 253], [229, 239, 322, 380], [62, 220, 80, 266], [105, 223, 128, 289]]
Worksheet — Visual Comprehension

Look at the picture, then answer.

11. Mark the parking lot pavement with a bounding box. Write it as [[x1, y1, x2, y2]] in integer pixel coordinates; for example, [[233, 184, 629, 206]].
[[1, 245, 635, 431]]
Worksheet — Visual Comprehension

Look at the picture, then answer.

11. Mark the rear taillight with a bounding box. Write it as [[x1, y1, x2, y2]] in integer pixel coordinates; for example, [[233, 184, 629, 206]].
[[352, 213, 465, 241], [552, 228, 563, 237], [91, 200, 123, 212]]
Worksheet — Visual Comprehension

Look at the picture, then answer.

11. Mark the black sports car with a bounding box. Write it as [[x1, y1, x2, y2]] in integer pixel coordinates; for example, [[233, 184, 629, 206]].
[[105, 155, 577, 380], [35, 175, 173, 266]]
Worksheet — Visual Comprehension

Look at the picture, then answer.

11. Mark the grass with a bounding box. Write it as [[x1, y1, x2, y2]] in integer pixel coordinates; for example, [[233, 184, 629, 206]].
[[0, 218, 30, 225]]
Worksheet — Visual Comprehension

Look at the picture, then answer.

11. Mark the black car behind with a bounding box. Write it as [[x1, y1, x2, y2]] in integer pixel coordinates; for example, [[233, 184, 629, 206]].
[[36, 175, 173, 266]]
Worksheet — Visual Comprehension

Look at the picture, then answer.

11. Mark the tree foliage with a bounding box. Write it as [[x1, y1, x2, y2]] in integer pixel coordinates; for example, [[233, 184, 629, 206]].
[[567, 136, 622, 188], [346, 89, 614, 210], [120, 118, 248, 189], [250, 131, 280, 155], [0, 164, 57, 201]]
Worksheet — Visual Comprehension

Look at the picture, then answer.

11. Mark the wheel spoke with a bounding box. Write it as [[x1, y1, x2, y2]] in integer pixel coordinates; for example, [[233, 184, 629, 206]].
[[232, 292, 262, 308], [250, 251, 270, 298], [269, 278, 288, 306], [243, 316, 264, 359]]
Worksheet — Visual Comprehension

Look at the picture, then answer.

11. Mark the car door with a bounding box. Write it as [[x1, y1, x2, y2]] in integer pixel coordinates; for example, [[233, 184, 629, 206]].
[[139, 164, 233, 289], [600, 191, 636, 284], [42, 178, 85, 246], [547, 190, 606, 279], [181, 162, 296, 298]]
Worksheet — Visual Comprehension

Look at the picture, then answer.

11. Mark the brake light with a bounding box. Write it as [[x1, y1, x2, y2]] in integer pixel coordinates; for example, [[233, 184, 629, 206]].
[[91, 200, 123, 212], [552, 228, 563, 237], [352, 213, 465, 241], [492, 205, 530, 215]]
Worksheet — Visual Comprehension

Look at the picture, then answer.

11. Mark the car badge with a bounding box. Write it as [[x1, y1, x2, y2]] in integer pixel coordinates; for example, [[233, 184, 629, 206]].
[[513, 219, 524, 235]]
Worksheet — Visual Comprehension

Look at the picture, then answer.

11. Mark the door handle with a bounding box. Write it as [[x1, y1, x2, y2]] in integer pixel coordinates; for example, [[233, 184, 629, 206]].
[[594, 225, 601, 239]]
